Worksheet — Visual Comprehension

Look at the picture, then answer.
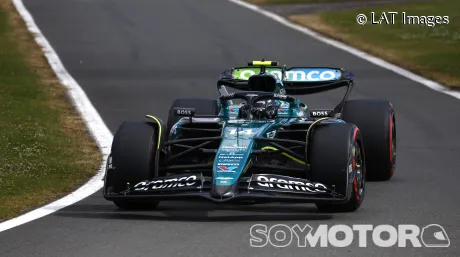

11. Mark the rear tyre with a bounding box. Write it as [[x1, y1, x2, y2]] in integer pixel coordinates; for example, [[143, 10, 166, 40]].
[[310, 123, 365, 213], [166, 98, 219, 132], [105, 121, 162, 210], [341, 100, 396, 181]]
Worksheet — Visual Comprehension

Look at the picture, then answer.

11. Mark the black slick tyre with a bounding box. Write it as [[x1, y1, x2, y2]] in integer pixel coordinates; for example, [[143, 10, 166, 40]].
[[310, 123, 365, 213], [105, 121, 162, 210], [341, 100, 396, 181]]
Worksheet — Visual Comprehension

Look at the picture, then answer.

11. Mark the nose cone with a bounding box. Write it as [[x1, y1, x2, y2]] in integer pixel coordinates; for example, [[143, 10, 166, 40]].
[[212, 122, 271, 199], [211, 185, 235, 199]]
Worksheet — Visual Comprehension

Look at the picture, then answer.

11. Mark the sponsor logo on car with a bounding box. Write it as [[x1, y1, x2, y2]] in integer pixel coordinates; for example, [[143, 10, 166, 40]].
[[266, 130, 276, 138], [133, 175, 198, 191], [170, 123, 178, 135], [278, 109, 288, 114], [217, 163, 239, 166], [280, 102, 290, 108], [254, 175, 327, 193], [310, 110, 331, 117], [219, 154, 243, 158], [285, 68, 340, 82], [174, 108, 195, 116], [233, 68, 341, 82], [273, 94, 288, 100], [222, 145, 247, 149], [221, 145, 249, 152], [218, 155, 243, 163], [217, 166, 238, 173]]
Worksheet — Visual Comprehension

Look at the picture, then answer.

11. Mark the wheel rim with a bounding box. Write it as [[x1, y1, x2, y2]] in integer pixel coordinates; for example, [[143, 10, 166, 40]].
[[391, 116, 396, 169], [354, 143, 365, 199]]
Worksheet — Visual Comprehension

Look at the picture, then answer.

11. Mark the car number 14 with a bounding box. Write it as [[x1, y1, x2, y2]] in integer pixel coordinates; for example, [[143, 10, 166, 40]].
[[229, 129, 254, 135]]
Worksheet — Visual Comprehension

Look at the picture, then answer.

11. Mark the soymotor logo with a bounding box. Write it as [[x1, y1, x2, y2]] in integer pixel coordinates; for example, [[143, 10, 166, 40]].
[[250, 224, 450, 248]]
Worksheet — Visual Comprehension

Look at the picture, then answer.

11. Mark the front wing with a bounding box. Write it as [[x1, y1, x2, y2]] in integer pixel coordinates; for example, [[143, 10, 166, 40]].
[[104, 173, 349, 204]]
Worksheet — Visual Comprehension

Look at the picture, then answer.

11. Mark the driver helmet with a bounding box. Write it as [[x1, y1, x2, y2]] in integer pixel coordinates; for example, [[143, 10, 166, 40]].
[[238, 100, 279, 119]]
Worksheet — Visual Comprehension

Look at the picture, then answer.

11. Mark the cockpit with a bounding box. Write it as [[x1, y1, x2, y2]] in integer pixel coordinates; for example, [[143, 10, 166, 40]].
[[237, 99, 280, 120]]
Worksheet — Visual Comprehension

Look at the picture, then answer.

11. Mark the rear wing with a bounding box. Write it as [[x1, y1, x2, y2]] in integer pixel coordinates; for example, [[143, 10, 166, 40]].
[[217, 64, 354, 95]]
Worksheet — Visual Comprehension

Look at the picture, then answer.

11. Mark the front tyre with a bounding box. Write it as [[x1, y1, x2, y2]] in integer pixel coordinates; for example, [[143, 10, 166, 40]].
[[309, 123, 366, 213], [104, 121, 162, 210]]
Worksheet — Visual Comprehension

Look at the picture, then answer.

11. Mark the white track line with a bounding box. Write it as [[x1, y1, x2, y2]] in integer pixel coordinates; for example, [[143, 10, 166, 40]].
[[0, 0, 113, 232], [1, 0, 459, 233], [229, 0, 460, 100]]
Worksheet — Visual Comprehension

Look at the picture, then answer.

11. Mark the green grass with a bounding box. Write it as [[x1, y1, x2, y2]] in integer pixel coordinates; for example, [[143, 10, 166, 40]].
[[0, 1, 100, 221], [289, 0, 460, 87], [247, 0, 382, 4]]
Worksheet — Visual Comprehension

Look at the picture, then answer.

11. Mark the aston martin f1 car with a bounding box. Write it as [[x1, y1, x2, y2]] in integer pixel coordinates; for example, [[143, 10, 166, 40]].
[[103, 61, 396, 212]]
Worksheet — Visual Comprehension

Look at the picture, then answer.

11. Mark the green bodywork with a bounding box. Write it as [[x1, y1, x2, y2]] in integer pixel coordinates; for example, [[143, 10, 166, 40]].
[[169, 64, 346, 194], [169, 72, 308, 187]]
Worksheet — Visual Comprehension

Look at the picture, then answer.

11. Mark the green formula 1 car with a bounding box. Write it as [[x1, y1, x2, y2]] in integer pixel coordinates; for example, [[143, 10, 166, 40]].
[[103, 60, 396, 213]]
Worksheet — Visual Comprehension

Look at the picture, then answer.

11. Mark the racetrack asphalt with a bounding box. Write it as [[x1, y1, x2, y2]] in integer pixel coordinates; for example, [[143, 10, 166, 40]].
[[1, 0, 460, 256]]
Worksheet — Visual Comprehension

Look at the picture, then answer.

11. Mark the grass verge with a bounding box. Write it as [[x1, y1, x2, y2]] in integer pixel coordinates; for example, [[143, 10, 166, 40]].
[[289, 0, 460, 87], [246, 0, 382, 4], [0, 0, 101, 221]]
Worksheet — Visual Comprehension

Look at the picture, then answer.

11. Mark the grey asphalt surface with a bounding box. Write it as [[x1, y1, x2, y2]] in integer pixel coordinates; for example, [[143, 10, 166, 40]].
[[262, 0, 431, 16], [1, 0, 460, 256]]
